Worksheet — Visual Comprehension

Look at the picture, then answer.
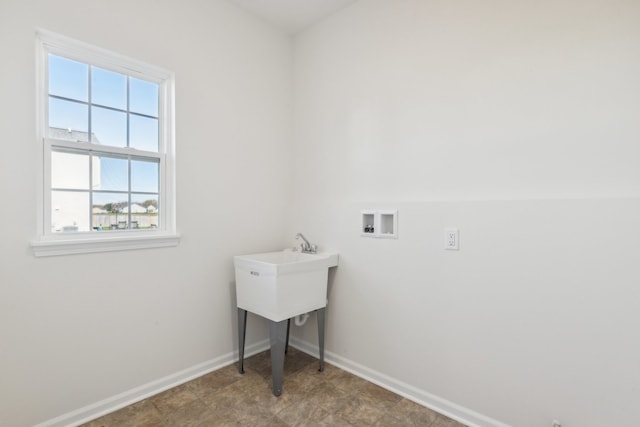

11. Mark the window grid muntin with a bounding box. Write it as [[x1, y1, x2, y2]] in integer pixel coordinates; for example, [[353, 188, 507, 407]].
[[126, 75, 130, 151], [87, 63, 93, 147], [49, 94, 158, 120]]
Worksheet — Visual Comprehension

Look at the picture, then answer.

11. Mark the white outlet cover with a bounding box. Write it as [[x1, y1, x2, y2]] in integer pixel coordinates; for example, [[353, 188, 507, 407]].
[[444, 228, 459, 250]]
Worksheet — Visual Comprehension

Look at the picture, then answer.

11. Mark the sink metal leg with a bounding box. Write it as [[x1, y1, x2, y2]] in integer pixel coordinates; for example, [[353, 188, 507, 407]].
[[317, 307, 326, 372], [269, 319, 288, 396], [237, 308, 247, 374], [285, 318, 291, 354]]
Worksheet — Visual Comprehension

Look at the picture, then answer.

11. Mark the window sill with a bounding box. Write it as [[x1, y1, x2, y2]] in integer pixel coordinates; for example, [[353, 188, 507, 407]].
[[31, 232, 180, 257]]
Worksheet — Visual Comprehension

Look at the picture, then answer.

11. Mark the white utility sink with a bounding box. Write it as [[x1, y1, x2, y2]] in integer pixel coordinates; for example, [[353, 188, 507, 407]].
[[234, 250, 338, 322]]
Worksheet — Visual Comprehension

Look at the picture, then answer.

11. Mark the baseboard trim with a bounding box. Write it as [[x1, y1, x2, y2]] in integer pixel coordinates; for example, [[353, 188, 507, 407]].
[[34, 339, 270, 427], [289, 337, 510, 427]]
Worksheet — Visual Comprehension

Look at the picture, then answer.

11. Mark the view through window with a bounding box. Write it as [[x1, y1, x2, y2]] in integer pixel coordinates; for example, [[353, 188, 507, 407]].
[[47, 54, 161, 233]]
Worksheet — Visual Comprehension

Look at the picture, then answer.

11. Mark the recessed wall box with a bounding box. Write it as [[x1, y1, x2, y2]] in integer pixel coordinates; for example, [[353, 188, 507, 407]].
[[361, 210, 398, 239], [379, 210, 397, 238], [361, 211, 376, 236]]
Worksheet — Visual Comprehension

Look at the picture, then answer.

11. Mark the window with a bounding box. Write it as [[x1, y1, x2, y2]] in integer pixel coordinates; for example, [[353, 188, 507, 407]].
[[32, 30, 178, 256]]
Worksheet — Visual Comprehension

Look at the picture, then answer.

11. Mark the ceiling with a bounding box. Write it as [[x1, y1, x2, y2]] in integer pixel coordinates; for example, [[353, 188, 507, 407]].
[[228, 0, 359, 34]]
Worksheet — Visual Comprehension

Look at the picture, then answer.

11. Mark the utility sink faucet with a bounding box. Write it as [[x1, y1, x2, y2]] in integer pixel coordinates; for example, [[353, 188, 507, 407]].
[[296, 233, 317, 254]]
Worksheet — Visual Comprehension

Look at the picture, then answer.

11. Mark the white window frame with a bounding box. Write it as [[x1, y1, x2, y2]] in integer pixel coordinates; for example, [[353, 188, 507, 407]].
[[32, 29, 179, 257]]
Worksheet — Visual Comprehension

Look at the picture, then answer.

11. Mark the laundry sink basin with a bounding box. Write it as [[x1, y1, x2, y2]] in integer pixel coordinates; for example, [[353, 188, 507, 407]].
[[234, 250, 338, 322]]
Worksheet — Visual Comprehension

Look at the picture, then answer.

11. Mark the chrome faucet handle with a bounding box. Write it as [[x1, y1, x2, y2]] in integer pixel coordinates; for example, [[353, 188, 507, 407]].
[[296, 233, 317, 253]]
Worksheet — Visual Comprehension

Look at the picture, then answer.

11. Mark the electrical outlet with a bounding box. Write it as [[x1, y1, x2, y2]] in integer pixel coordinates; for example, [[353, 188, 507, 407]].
[[444, 228, 459, 250]]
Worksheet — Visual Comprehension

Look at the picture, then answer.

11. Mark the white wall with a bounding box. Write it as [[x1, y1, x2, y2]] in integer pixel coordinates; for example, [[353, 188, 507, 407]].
[[0, 1, 292, 426], [290, 1, 640, 426]]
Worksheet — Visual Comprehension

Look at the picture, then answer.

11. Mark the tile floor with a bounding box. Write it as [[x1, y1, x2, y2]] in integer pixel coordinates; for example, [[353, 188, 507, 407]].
[[82, 347, 466, 426]]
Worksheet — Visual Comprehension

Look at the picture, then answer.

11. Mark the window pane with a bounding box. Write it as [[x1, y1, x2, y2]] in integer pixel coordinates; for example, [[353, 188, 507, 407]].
[[91, 66, 126, 109], [49, 98, 88, 141], [93, 154, 128, 191], [131, 195, 158, 229], [91, 106, 127, 147], [49, 55, 88, 102], [130, 115, 158, 152], [131, 159, 159, 192], [51, 150, 89, 190], [51, 190, 89, 232], [130, 78, 158, 117], [92, 192, 128, 230]]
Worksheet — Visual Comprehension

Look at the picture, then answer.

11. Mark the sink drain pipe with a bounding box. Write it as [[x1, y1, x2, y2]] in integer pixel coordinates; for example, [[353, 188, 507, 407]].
[[294, 313, 310, 326]]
